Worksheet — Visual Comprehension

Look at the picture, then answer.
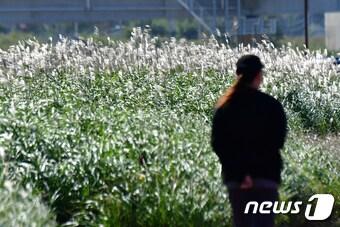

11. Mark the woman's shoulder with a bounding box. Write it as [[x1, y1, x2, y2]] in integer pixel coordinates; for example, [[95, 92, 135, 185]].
[[256, 90, 282, 106]]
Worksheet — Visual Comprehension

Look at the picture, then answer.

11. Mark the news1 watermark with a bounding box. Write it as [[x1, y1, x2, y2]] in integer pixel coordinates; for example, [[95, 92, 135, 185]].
[[244, 194, 335, 220]]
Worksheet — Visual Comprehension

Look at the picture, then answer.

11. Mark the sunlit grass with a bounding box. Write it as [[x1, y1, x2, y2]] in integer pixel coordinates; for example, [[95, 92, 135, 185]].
[[0, 28, 338, 226]]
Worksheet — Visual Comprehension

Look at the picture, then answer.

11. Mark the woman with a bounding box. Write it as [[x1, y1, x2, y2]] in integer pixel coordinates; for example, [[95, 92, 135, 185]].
[[211, 55, 287, 227]]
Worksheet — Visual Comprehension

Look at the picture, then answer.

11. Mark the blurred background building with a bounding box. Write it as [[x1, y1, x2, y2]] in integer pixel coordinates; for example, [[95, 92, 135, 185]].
[[0, 0, 339, 50]]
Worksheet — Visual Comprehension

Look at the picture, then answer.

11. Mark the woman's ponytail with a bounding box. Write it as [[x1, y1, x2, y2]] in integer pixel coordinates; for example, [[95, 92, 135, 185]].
[[215, 75, 247, 109], [215, 55, 264, 109]]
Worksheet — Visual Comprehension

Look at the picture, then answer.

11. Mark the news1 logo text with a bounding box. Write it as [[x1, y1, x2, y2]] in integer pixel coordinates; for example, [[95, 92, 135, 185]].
[[244, 194, 335, 220]]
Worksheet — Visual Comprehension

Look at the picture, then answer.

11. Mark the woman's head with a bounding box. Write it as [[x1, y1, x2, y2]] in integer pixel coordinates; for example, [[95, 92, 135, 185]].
[[215, 55, 265, 108], [236, 55, 264, 76], [236, 54, 264, 89]]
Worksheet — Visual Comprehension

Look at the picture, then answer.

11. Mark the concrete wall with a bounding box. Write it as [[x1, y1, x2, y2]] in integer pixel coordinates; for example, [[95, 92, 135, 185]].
[[0, 0, 187, 25], [325, 12, 340, 50], [241, 0, 340, 15]]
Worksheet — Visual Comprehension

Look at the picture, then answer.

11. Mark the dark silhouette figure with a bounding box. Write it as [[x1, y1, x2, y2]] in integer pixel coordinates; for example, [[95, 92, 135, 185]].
[[211, 55, 287, 227]]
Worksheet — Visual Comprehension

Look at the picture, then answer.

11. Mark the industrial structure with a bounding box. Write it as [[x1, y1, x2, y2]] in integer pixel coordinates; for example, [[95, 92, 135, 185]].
[[0, 0, 339, 48]]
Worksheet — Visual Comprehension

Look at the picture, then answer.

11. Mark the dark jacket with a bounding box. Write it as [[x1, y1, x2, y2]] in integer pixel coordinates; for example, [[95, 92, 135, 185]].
[[211, 87, 287, 184]]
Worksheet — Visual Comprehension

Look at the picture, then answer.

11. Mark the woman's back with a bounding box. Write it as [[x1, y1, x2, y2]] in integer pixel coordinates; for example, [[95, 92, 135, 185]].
[[211, 86, 287, 184]]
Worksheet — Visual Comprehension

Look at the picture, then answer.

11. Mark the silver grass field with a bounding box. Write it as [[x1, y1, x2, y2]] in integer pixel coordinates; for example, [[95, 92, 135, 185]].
[[0, 27, 339, 226]]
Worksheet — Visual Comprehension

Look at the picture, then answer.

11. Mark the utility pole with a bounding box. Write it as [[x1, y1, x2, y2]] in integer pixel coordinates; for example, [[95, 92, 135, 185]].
[[304, 0, 309, 48]]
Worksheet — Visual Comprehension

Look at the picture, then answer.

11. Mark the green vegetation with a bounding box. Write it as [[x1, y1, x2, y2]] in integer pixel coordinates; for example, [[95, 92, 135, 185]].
[[274, 36, 340, 54], [0, 31, 35, 50], [278, 36, 326, 50], [0, 164, 56, 226], [0, 30, 338, 226], [123, 18, 200, 40], [0, 69, 337, 226]]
